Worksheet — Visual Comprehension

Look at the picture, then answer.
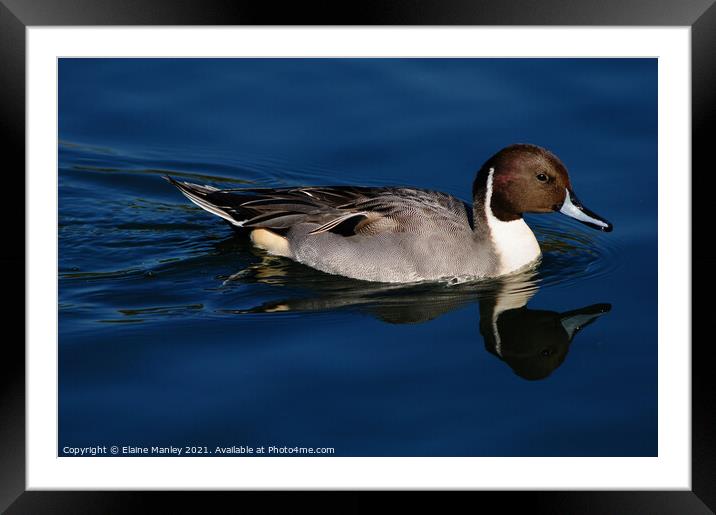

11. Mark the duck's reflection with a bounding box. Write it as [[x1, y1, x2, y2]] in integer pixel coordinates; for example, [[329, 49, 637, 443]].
[[478, 281, 610, 380], [222, 252, 610, 380]]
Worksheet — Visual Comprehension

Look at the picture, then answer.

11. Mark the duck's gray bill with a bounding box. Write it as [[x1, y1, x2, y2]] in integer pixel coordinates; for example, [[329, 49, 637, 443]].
[[558, 189, 613, 232]]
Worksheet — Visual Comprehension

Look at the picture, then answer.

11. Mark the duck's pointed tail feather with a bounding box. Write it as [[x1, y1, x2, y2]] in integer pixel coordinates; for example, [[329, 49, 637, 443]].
[[163, 176, 248, 227]]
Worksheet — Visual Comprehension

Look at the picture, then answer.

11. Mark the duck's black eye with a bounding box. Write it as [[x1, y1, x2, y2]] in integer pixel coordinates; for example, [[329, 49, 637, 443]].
[[536, 173, 548, 183]]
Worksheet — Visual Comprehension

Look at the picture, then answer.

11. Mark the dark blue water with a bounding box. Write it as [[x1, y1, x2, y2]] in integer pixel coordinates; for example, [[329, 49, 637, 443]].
[[58, 58, 657, 457]]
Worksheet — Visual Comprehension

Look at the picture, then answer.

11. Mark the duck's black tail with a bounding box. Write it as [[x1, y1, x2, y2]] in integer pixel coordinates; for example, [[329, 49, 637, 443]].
[[163, 176, 253, 228]]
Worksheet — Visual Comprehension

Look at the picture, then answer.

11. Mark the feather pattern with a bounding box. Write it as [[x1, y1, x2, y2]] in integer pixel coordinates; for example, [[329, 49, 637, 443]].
[[164, 176, 472, 236]]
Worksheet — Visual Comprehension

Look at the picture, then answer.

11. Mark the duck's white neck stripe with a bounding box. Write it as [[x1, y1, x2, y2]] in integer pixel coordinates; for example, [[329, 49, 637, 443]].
[[484, 167, 506, 225], [484, 167, 541, 276], [485, 167, 495, 215]]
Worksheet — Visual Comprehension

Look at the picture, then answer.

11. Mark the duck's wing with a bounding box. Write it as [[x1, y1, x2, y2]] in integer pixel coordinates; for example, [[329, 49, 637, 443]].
[[321, 186, 473, 236], [165, 177, 471, 236]]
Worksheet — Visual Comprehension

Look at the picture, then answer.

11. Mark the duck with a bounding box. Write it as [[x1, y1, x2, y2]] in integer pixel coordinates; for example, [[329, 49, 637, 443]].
[[165, 144, 612, 283]]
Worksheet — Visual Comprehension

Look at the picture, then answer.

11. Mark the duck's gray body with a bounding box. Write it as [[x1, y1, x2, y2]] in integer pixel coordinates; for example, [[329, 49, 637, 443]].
[[167, 179, 514, 283], [290, 227, 497, 283]]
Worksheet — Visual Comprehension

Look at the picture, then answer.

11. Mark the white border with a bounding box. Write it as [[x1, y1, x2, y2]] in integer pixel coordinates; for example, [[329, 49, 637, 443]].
[[27, 27, 691, 490]]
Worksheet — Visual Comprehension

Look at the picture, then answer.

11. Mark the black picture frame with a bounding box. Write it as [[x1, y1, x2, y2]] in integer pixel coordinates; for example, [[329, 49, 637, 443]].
[[1, 1, 711, 512]]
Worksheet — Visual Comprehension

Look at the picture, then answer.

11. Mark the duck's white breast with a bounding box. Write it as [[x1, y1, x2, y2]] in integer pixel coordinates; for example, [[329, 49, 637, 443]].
[[485, 168, 542, 276]]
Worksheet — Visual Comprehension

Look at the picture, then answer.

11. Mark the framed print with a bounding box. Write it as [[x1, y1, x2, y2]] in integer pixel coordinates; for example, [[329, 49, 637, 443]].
[[2, 0, 713, 512]]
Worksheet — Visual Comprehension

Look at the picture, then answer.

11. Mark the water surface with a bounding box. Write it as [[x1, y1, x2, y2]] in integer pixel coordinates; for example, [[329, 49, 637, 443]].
[[58, 58, 657, 456]]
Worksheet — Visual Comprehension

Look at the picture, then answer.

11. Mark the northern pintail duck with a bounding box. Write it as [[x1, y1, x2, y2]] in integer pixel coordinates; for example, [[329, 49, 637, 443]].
[[166, 144, 612, 283]]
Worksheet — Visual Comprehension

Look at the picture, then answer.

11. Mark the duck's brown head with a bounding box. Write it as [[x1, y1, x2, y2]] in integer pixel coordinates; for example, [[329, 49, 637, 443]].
[[473, 144, 613, 232]]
